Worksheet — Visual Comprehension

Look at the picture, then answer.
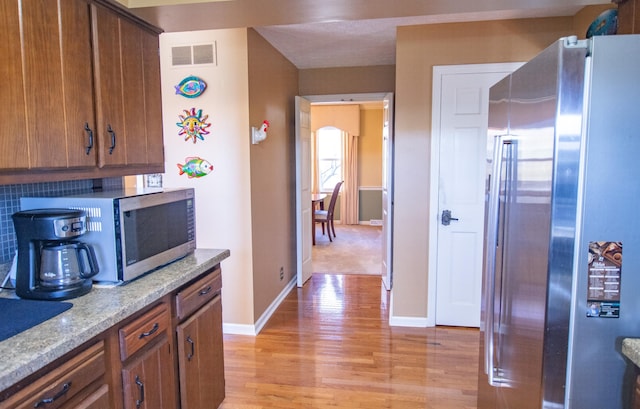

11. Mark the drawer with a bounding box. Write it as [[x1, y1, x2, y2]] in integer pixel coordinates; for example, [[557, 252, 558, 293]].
[[175, 268, 222, 320], [0, 342, 105, 409], [119, 303, 170, 361]]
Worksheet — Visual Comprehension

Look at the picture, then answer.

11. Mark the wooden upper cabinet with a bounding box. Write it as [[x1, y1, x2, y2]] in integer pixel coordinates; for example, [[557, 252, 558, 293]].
[[0, 0, 95, 171], [92, 4, 127, 168], [0, 0, 163, 180], [0, 1, 28, 170], [59, 0, 98, 168], [142, 30, 165, 167], [92, 3, 165, 169]]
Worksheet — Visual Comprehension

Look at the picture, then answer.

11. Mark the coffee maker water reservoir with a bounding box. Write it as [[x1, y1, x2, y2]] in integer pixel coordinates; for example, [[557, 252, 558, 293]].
[[12, 209, 99, 300]]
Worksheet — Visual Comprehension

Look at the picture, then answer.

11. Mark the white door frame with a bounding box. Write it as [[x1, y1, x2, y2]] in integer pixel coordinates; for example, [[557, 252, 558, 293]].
[[299, 92, 393, 289], [427, 62, 523, 326], [295, 96, 313, 287]]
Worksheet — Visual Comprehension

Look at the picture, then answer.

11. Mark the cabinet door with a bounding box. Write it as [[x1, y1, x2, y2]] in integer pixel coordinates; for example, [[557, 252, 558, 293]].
[[0, 1, 29, 170], [59, 0, 98, 168], [92, 4, 163, 169], [176, 297, 225, 409], [1, 0, 96, 171], [122, 335, 177, 409], [119, 17, 148, 167], [141, 30, 165, 167], [92, 4, 126, 168]]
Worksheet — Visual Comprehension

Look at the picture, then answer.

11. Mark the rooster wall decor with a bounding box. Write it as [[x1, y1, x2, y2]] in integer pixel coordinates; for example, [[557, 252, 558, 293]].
[[251, 120, 270, 144]]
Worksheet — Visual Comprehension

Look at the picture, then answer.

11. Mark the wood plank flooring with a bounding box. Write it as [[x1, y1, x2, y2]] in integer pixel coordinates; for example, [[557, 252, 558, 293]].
[[220, 274, 479, 408]]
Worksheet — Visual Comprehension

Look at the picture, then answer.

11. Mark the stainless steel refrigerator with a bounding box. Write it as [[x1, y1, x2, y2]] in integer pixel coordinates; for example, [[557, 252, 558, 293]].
[[478, 34, 640, 409]]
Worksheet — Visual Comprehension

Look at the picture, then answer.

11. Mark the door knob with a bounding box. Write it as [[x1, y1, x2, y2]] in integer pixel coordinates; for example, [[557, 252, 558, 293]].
[[441, 210, 459, 226]]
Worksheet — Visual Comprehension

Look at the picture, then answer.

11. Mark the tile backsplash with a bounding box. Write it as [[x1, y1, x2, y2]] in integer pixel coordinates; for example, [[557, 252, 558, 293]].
[[0, 178, 123, 263]]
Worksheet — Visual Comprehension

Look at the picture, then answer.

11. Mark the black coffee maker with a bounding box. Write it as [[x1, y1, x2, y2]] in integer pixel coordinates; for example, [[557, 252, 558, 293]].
[[12, 209, 99, 300]]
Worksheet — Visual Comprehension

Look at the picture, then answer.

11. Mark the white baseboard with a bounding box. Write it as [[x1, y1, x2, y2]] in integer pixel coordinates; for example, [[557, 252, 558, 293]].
[[222, 277, 297, 336], [222, 323, 257, 335], [388, 315, 433, 328]]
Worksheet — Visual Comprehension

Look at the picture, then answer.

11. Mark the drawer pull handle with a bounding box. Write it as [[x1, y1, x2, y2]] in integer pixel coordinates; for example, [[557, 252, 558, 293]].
[[187, 336, 195, 361], [138, 322, 160, 339], [199, 286, 212, 296], [107, 124, 116, 154], [135, 376, 145, 408], [84, 123, 94, 155], [34, 382, 72, 407]]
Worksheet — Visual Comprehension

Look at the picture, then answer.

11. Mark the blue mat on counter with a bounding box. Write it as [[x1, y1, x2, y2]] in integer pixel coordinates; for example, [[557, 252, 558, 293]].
[[0, 298, 72, 342]]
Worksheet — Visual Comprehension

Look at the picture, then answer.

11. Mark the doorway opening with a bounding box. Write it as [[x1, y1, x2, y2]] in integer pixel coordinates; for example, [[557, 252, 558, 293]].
[[300, 93, 393, 288]]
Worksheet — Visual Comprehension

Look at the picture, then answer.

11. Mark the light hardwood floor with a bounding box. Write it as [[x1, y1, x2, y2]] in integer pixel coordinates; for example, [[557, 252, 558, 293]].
[[220, 274, 479, 408]]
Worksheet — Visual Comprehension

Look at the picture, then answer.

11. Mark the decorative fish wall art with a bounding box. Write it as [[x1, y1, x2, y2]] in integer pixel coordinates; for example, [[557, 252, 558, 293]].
[[177, 157, 213, 178], [175, 76, 207, 98], [177, 108, 211, 143]]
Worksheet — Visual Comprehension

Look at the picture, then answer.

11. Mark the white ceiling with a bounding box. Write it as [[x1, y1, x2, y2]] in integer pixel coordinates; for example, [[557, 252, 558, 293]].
[[130, 0, 612, 69]]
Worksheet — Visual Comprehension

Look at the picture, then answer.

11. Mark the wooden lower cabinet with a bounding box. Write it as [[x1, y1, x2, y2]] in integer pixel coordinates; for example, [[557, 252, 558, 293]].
[[0, 265, 225, 409], [121, 335, 177, 409], [73, 384, 111, 409], [0, 342, 110, 409], [174, 267, 225, 408], [176, 297, 225, 408]]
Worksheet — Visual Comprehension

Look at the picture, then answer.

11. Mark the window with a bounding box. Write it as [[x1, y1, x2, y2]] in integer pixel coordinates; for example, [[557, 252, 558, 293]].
[[317, 127, 343, 192]]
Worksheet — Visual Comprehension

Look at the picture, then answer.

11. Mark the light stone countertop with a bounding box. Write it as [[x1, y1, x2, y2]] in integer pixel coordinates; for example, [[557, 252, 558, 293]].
[[0, 248, 230, 391], [622, 338, 640, 367]]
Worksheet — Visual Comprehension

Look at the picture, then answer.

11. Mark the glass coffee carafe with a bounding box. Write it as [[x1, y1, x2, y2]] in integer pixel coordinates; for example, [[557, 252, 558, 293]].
[[39, 242, 99, 288]]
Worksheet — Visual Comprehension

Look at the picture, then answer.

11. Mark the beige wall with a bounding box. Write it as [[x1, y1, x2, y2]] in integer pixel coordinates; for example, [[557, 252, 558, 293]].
[[158, 28, 254, 327], [155, 6, 615, 330], [247, 29, 300, 321], [392, 6, 615, 321], [300, 65, 395, 95], [359, 107, 383, 188]]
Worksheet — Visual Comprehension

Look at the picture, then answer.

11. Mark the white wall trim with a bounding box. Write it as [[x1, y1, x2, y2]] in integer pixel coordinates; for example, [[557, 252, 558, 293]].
[[223, 277, 297, 335], [389, 315, 432, 328], [304, 93, 388, 104], [358, 186, 382, 191], [222, 323, 256, 336], [428, 62, 523, 328]]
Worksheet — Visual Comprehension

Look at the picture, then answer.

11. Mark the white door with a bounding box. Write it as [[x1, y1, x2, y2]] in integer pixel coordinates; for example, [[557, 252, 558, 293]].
[[431, 64, 522, 327], [381, 93, 394, 290], [295, 96, 313, 287]]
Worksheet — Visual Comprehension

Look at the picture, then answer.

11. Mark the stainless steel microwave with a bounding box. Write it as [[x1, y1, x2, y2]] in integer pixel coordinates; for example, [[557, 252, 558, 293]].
[[20, 188, 196, 283]]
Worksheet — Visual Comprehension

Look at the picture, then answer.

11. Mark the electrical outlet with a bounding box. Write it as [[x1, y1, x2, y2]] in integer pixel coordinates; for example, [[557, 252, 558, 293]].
[[279, 267, 284, 281]]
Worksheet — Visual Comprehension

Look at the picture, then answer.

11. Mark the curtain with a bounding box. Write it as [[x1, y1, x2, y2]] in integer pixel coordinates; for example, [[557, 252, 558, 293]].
[[309, 104, 360, 223], [311, 131, 319, 193], [341, 130, 359, 225]]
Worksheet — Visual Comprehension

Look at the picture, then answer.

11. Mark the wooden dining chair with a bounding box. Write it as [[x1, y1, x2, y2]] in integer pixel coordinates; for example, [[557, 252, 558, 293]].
[[314, 181, 343, 243]]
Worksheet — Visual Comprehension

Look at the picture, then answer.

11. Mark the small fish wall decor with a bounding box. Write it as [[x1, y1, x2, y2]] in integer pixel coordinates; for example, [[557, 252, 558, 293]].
[[175, 76, 207, 98], [177, 156, 213, 178], [177, 108, 211, 143]]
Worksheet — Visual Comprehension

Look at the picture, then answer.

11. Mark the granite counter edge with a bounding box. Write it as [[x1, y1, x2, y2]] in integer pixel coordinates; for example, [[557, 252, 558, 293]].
[[0, 248, 230, 391], [623, 338, 640, 368]]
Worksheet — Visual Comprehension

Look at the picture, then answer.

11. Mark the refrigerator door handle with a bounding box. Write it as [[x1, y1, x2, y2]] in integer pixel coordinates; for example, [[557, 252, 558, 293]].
[[484, 134, 509, 386]]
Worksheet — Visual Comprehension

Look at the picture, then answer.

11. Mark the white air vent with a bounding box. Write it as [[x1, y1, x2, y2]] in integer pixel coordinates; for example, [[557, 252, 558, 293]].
[[70, 206, 102, 232], [171, 42, 217, 66]]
